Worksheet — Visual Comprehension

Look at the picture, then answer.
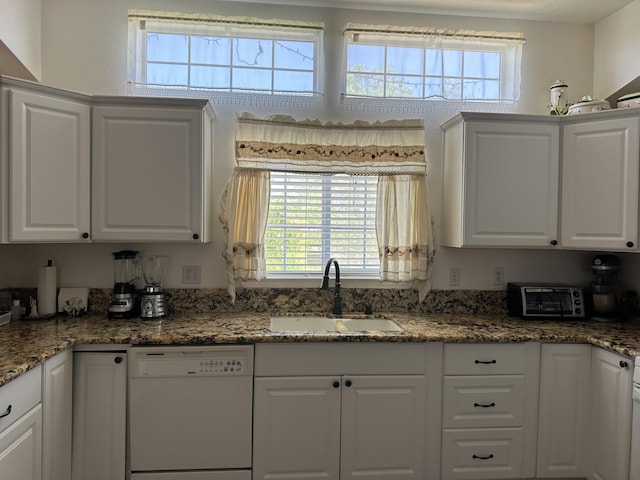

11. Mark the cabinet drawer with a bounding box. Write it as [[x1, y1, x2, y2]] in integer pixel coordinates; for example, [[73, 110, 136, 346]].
[[442, 375, 524, 428], [0, 366, 42, 432], [444, 344, 526, 375], [442, 427, 523, 480]]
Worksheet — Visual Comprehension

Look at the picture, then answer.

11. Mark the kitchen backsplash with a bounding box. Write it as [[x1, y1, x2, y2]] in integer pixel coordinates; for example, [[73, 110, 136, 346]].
[[4, 287, 640, 320]]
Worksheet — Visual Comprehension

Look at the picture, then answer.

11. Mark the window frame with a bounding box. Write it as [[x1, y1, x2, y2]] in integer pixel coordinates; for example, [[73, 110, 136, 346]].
[[129, 14, 324, 96], [265, 172, 380, 279], [343, 28, 523, 103]]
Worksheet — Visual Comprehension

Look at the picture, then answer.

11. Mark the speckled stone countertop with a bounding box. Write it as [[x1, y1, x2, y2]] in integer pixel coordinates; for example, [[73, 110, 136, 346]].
[[1, 311, 639, 388]]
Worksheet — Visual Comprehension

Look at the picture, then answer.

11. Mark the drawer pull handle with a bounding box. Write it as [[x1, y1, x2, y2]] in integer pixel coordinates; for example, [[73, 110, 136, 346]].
[[474, 402, 496, 408], [0, 405, 12, 419], [473, 454, 494, 460], [474, 360, 496, 364]]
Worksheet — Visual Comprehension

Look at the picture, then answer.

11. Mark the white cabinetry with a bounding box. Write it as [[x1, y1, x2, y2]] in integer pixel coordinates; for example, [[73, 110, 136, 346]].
[[253, 343, 427, 480], [91, 97, 214, 242], [0, 366, 42, 480], [42, 350, 73, 480], [441, 343, 540, 480], [536, 344, 591, 478], [442, 113, 560, 247], [72, 351, 127, 480], [589, 347, 633, 480], [0, 78, 91, 242], [561, 116, 640, 250]]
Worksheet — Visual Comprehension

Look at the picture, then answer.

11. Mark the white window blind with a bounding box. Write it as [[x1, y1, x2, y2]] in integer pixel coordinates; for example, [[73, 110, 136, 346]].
[[265, 172, 379, 276]]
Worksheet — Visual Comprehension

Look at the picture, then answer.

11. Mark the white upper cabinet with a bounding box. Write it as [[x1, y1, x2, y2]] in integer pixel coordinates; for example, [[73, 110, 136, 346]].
[[91, 97, 214, 242], [560, 116, 640, 251], [1, 76, 214, 244], [442, 114, 560, 248], [1, 80, 91, 242]]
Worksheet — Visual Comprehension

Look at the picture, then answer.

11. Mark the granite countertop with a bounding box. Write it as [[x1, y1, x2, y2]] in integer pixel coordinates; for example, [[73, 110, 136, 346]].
[[1, 311, 639, 387]]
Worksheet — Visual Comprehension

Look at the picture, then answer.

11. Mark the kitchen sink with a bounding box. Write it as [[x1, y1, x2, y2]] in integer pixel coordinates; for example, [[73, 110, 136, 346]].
[[269, 316, 402, 333]]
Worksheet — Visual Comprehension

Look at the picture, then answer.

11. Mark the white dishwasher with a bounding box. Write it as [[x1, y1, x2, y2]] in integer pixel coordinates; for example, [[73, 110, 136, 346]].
[[129, 345, 253, 480]]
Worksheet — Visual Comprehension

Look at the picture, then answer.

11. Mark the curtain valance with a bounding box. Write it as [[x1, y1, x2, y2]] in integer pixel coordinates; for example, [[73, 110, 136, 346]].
[[235, 113, 426, 174]]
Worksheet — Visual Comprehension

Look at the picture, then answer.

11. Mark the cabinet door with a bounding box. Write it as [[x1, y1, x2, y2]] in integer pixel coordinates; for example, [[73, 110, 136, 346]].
[[9, 89, 91, 242], [537, 344, 590, 478], [0, 404, 42, 480], [561, 117, 640, 250], [42, 350, 73, 480], [341, 375, 425, 479], [91, 105, 210, 242], [461, 121, 559, 247], [71, 352, 126, 480], [589, 348, 633, 480], [253, 376, 341, 480]]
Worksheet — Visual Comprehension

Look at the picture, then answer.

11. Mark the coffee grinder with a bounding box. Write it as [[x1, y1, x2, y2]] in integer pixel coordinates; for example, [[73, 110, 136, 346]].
[[140, 255, 169, 318], [588, 254, 622, 322], [108, 250, 139, 318]]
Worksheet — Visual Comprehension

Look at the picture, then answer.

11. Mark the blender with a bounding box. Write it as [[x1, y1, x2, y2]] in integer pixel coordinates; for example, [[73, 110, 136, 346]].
[[140, 255, 169, 318], [588, 254, 622, 322], [108, 250, 139, 318]]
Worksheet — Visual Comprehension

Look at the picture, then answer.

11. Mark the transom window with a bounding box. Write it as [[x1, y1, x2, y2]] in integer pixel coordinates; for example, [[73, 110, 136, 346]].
[[265, 172, 379, 276], [344, 25, 524, 102], [129, 11, 322, 95]]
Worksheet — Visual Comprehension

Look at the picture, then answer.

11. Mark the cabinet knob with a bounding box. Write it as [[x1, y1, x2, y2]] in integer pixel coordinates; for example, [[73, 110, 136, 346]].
[[82, 232, 89, 239], [550, 240, 558, 246], [627, 241, 635, 248], [192, 233, 199, 240], [114, 356, 123, 364], [345, 380, 352, 387], [333, 381, 340, 388], [620, 360, 629, 368]]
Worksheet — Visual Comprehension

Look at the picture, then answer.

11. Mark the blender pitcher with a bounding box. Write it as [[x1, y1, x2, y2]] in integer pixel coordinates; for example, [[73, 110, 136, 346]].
[[140, 255, 169, 318], [109, 250, 139, 318]]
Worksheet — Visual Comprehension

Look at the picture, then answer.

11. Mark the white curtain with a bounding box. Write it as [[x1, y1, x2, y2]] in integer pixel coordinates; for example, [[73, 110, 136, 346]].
[[341, 23, 524, 115], [219, 168, 271, 301], [376, 175, 435, 302], [235, 113, 426, 174], [221, 113, 435, 301]]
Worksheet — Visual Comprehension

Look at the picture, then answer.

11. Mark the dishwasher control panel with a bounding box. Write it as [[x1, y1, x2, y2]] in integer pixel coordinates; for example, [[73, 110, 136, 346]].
[[129, 345, 254, 378]]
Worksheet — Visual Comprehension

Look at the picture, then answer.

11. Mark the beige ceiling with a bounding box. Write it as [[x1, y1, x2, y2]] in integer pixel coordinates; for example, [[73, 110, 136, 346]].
[[226, 0, 634, 24]]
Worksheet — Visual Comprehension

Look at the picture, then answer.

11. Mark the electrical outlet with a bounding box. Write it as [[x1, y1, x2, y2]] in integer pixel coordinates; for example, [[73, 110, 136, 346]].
[[494, 267, 505, 286], [449, 267, 461, 286], [182, 265, 202, 284]]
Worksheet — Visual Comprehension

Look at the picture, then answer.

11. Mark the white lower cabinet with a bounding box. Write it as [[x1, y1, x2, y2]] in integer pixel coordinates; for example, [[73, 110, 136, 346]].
[[253, 343, 427, 480], [536, 344, 591, 478], [42, 350, 73, 480], [71, 351, 127, 480], [0, 366, 43, 480], [589, 347, 633, 480], [441, 343, 540, 480]]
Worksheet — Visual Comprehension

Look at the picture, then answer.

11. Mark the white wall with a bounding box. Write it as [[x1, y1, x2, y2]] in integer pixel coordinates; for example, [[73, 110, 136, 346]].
[[0, 0, 42, 80], [0, 0, 607, 293], [594, 0, 640, 99]]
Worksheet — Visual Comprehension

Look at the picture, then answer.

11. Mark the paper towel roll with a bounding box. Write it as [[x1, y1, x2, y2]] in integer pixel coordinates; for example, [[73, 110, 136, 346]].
[[37, 263, 57, 316]]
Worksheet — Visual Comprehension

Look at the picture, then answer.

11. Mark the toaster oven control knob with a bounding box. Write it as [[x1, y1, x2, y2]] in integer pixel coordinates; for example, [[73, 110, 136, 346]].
[[574, 308, 582, 315]]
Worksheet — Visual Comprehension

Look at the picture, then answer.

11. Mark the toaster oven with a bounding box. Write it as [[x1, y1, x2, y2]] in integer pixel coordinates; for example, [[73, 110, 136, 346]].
[[507, 283, 585, 319]]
